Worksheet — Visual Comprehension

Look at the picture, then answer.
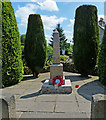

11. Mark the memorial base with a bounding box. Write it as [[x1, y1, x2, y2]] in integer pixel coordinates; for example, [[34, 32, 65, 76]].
[[41, 79, 72, 94]]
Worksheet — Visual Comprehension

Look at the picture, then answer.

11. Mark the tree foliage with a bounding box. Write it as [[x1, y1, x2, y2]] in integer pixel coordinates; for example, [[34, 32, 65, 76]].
[[98, 26, 106, 85], [24, 14, 47, 77], [2, 2, 23, 87], [49, 24, 70, 53], [21, 34, 26, 45], [73, 5, 99, 76]]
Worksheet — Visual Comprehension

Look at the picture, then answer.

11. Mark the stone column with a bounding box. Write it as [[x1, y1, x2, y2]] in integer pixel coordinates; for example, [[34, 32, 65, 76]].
[[49, 30, 63, 85], [53, 30, 60, 64]]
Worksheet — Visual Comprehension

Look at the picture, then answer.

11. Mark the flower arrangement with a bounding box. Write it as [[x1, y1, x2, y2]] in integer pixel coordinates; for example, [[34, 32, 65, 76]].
[[52, 76, 64, 86]]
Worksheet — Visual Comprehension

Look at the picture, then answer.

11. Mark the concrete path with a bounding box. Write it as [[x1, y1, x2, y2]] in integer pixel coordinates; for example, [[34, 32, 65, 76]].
[[2, 72, 106, 119]]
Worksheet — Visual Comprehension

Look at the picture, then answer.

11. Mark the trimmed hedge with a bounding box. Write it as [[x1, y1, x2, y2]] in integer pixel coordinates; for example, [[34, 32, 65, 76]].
[[73, 5, 99, 76], [98, 26, 106, 85], [2, 2, 23, 87], [24, 14, 47, 78]]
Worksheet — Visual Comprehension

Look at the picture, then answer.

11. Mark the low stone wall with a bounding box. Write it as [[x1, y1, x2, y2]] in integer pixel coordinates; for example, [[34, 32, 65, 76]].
[[0, 94, 16, 120], [91, 94, 106, 119]]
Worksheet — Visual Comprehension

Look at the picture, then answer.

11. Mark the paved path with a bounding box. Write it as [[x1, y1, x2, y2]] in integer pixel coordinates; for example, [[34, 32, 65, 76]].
[[2, 72, 106, 119]]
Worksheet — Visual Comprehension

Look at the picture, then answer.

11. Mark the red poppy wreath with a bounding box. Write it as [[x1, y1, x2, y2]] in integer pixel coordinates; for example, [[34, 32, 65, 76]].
[[52, 76, 64, 86]]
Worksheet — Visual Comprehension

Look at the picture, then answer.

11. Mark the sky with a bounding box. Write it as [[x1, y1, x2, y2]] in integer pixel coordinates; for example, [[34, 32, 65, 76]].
[[11, 0, 105, 45]]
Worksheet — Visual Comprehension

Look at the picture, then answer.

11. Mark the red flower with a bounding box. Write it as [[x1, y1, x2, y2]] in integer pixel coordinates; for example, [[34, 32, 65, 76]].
[[52, 76, 64, 86], [75, 85, 79, 88]]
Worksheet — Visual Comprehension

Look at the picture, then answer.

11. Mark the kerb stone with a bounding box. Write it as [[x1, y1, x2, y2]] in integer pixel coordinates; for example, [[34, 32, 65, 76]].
[[0, 94, 16, 120], [91, 94, 106, 119]]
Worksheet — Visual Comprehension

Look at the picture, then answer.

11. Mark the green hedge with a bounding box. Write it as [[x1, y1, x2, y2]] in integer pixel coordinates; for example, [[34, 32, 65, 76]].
[[98, 26, 106, 85], [2, 2, 23, 87], [24, 14, 47, 78], [73, 5, 99, 76]]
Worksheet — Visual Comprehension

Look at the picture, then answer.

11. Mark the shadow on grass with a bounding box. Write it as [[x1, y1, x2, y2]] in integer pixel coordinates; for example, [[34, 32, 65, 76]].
[[77, 79, 106, 101], [65, 74, 91, 82]]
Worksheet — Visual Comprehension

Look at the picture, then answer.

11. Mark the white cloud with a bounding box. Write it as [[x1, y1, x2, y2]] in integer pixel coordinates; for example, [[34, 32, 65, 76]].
[[15, 4, 38, 26], [98, 15, 104, 21], [68, 19, 75, 27], [66, 35, 73, 44], [45, 35, 51, 45], [37, 0, 59, 11], [64, 30, 72, 34], [41, 15, 67, 30]]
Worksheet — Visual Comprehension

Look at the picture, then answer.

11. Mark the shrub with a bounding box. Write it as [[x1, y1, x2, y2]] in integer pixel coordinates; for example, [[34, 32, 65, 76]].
[[21, 34, 26, 45], [63, 62, 78, 73], [2, 2, 23, 87], [24, 65, 32, 75], [73, 5, 99, 76], [98, 26, 106, 85], [24, 14, 47, 78]]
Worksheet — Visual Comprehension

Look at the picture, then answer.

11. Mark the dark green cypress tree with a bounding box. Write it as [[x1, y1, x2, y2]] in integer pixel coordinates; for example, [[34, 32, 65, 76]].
[[24, 14, 47, 78], [73, 5, 99, 76], [98, 26, 106, 85], [2, 2, 23, 87]]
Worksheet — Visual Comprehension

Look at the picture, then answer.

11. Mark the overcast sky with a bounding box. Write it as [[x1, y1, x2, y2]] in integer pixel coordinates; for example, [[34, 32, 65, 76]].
[[11, 0, 105, 45]]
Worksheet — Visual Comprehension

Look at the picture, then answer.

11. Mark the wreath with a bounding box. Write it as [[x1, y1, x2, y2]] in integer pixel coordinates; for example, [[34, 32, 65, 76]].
[[52, 76, 64, 86]]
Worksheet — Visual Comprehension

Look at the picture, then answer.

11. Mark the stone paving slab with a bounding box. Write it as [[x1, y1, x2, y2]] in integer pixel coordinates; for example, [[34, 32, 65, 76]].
[[55, 102, 80, 113], [16, 99, 36, 112], [19, 112, 88, 118], [78, 102, 91, 113], [3, 88, 26, 96], [56, 94, 76, 102], [75, 94, 90, 103], [36, 94, 57, 102], [29, 102, 55, 112]]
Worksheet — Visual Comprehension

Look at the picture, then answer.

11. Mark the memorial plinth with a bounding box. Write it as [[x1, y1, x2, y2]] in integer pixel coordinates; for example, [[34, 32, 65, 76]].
[[41, 30, 72, 94]]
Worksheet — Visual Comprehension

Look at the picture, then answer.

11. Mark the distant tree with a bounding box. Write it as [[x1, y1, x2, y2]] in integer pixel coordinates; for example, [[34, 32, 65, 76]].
[[73, 5, 99, 76], [99, 18, 105, 27], [98, 25, 106, 85], [2, 2, 23, 87], [24, 14, 47, 78], [49, 24, 70, 53], [21, 34, 26, 45]]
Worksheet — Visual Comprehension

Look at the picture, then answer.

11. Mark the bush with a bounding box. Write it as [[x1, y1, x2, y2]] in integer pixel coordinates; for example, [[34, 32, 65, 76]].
[[24, 65, 32, 75], [41, 65, 50, 73], [98, 26, 106, 85], [2, 2, 23, 87], [73, 5, 99, 76], [21, 34, 26, 45], [63, 62, 78, 73], [24, 14, 47, 78]]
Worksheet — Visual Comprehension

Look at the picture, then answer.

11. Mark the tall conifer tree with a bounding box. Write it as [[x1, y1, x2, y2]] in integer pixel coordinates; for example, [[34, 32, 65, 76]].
[[98, 26, 106, 85], [2, 2, 23, 87], [73, 5, 99, 76], [24, 14, 47, 78]]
